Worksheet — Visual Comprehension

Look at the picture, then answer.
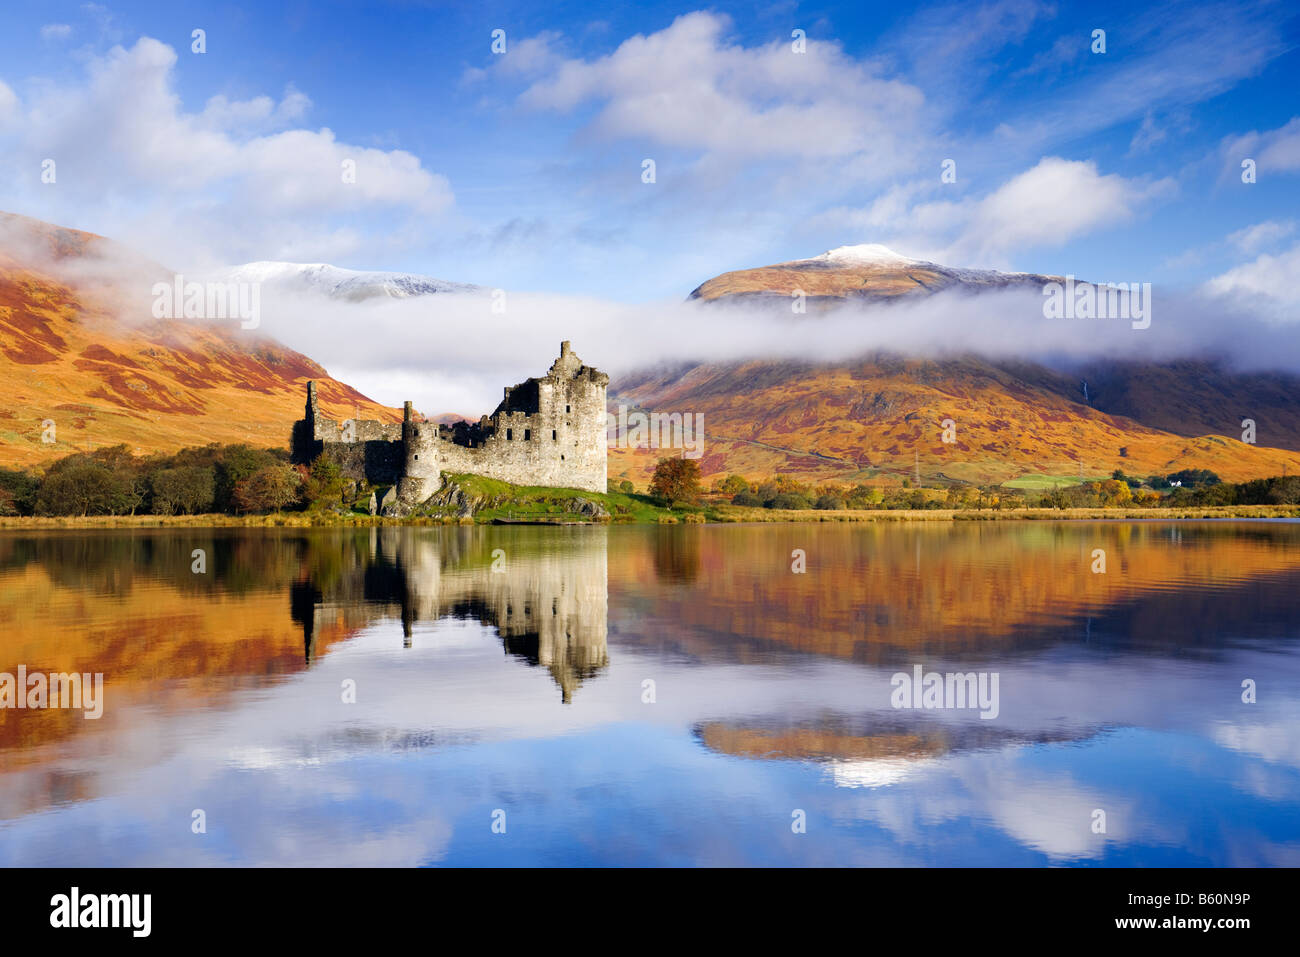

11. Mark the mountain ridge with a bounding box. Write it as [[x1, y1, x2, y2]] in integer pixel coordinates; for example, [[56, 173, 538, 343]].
[[0, 212, 398, 467], [605, 244, 1300, 486], [3, 216, 1296, 488], [689, 243, 1064, 306], [215, 261, 481, 302]]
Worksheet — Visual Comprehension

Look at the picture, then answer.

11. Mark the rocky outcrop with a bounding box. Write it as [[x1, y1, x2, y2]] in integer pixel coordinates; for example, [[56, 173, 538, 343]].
[[392, 473, 611, 521]]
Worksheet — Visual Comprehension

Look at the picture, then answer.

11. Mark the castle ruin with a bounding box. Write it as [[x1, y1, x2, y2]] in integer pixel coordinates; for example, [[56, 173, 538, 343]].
[[292, 341, 609, 511], [292, 526, 610, 702]]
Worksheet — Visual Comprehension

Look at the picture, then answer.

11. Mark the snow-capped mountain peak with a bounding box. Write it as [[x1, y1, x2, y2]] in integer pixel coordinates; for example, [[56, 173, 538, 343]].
[[215, 262, 481, 301], [814, 244, 917, 266]]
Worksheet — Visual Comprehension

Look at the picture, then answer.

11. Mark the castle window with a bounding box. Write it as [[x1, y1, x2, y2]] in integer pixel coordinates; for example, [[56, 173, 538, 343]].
[[414, 454, 418, 460], [552, 429, 557, 440], [524, 429, 531, 440], [560, 454, 565, 461], [506, 428, 512, 440], [566, 404, 570, 413]]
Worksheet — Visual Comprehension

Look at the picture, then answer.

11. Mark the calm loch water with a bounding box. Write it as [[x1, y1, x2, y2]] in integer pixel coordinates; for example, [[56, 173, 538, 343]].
[[1, 521, 1298, 866]]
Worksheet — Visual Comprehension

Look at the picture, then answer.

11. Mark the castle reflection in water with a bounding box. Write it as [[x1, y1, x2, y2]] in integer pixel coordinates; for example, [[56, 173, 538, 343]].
[[290, 527, 609, 702]]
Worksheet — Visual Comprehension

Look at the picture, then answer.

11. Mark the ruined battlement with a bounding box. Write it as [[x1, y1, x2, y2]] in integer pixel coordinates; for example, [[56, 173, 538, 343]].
[[291, 341, 608, 511]]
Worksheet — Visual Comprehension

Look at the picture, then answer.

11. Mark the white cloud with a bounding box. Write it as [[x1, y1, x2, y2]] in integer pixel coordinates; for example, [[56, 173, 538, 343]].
[[199, 87, 311, 131], [0, 80, 17, 126], [452, 6, 1280, 293], [1127, 110, 1194, 157], [950, 159, 1171, 265], [79, 2, 121, 45], [0, 37, 453, 269], [1129, 113, 1167, 154], [1221, 116, 1300, 181], [499, 30, 566, 77], [820, 158, 1172, 269], [40, 23, 72, 42], [195, 259, 1300, 418], [517, 12, 927, 167], [1227, 220, 1295, 254], [1162, 219, 1296, 274], [992, 2, 1287, 163], [1258, 117, 1300, 172], [899, 0, 1056, 84], [1204, 241, 1300, 321], [1013, 33, 1086, 80]]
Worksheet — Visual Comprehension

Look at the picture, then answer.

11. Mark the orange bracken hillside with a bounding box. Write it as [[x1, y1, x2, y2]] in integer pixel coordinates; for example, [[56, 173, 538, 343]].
[[0, 212, 398, 468], [608, 246, 1300, 487], [608, 354, 1300, 486]]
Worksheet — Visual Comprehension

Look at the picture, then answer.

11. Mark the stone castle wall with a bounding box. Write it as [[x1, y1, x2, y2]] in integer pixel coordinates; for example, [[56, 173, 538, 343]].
[[291, 382, 405, 485], [297, 526, 609, 700], [291, 342, 608, 506]]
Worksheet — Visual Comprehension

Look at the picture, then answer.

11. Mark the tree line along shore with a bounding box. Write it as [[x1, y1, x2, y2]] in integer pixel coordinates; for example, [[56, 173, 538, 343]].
[[0, 443, 1297, 526]]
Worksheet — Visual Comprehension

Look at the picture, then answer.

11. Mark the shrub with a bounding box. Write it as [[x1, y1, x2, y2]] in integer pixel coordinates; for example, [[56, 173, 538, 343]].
[[717, 474, 751, 496], [845, 487, 883, 509], [0, 467, 39, 516], [1267, 477, 1300, 505], [1196, 482, 1237, 506], [1167, 469, 1220, 488], [769, 492, 810, 510], [1041, 488, 1070, 510]]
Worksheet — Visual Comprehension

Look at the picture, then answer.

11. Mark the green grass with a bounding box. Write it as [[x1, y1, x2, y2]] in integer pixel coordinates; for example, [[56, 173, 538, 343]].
[[1002, 473, 1099, 490], [427, 472, 713, 523]]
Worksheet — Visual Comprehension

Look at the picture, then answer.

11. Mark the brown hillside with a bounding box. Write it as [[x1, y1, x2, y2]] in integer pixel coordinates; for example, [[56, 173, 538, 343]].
[[608, 248, 1300, 487], [608, 355, 1300, 486], [0, 212, 397, 468], [689, 245, 1058, 306]]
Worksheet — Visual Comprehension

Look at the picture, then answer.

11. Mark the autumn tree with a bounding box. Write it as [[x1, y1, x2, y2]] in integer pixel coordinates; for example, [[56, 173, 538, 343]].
[[215, 445, 284, 511], [35, 463, 130, 516], [649, 457, 702, 506], [297, 457, 344, 509], [1095, 479, 1133, 507], [151, 466, 216, 515], [716, 474, 751, 496], [234, 465, 302, 513], [0, 467, 39, 516]]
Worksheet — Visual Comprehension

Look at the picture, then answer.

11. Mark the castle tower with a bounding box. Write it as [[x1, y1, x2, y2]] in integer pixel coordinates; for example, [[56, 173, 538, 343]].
[[291, 380, 324, 465]]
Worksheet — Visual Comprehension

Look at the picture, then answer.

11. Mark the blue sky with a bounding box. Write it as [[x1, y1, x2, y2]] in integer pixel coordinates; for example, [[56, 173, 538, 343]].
[[0, 0, 1297, 305]]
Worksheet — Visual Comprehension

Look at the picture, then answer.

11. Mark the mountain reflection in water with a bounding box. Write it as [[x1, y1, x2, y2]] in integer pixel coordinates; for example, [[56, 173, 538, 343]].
[[0, 521, 1297, 866]]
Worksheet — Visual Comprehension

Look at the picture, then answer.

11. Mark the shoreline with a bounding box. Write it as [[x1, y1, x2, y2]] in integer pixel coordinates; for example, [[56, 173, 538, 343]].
[[1, 504, 1296, 530]]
